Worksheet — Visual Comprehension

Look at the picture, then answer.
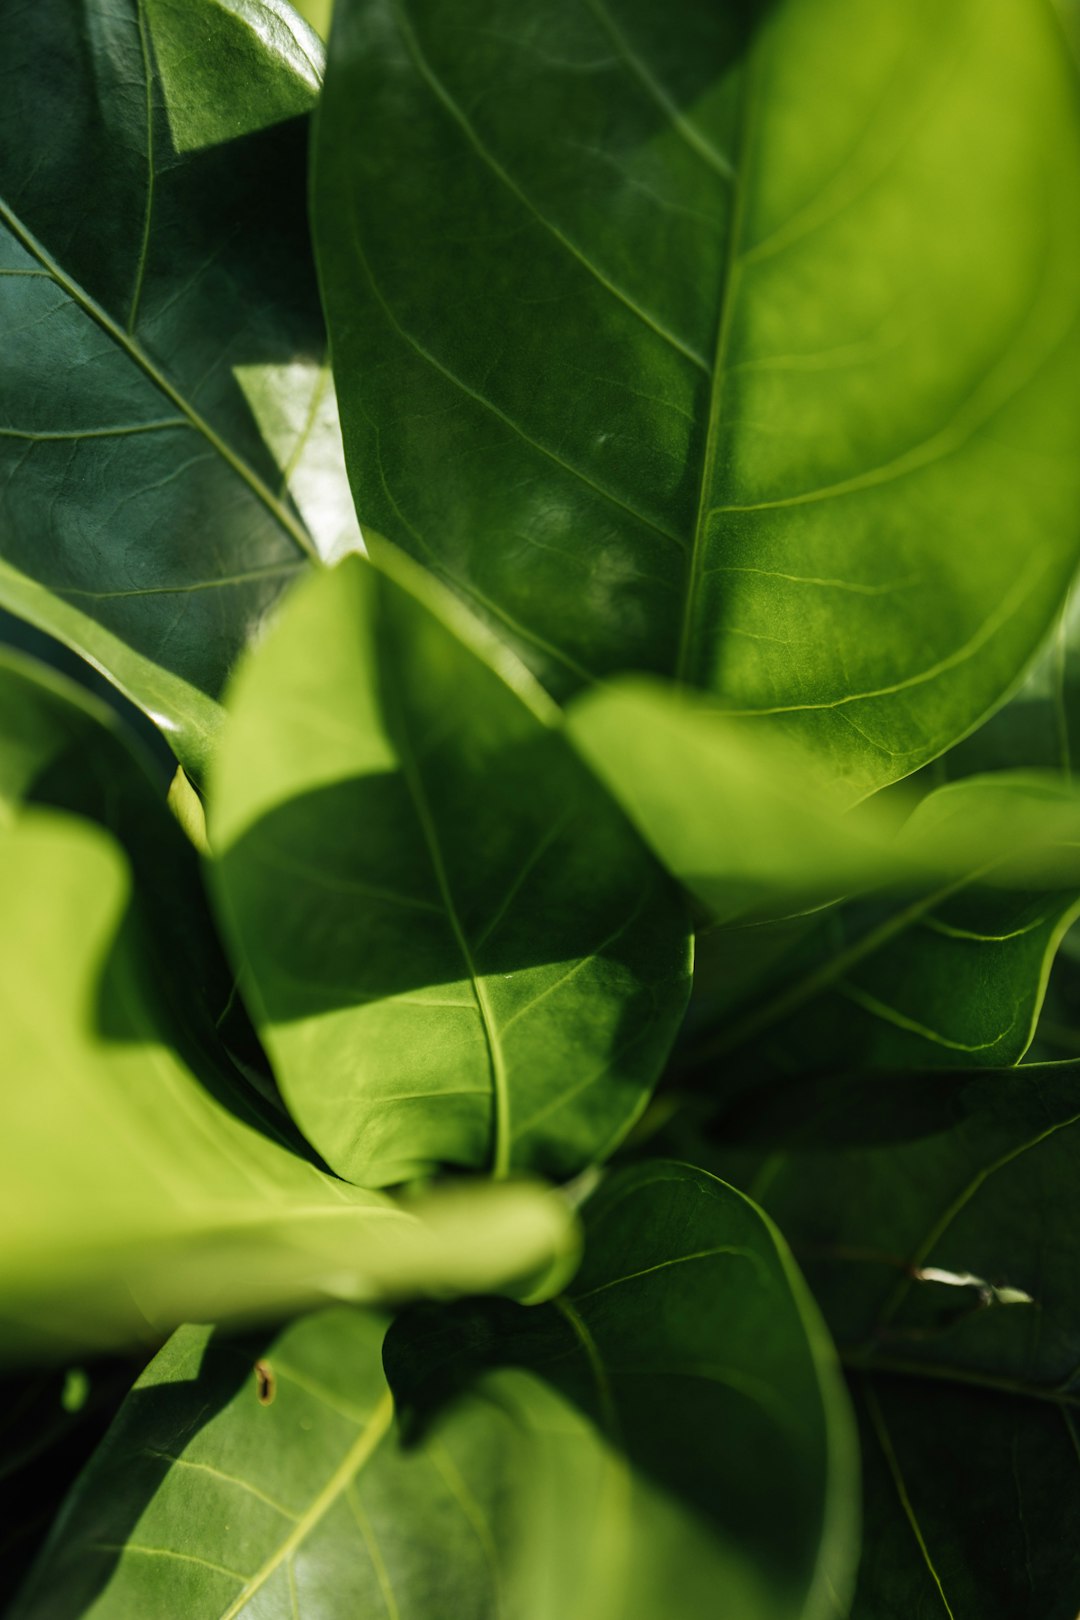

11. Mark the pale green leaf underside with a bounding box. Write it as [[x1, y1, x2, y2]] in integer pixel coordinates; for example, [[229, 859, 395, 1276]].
[[316, 0, 1080, 794], [0, 811, 576, 1360], [210, 554, 691, 1186]]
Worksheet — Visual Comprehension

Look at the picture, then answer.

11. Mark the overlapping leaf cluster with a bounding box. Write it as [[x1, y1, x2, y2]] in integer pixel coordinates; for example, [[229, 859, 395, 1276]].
[[2, 0, 1080, 1614]]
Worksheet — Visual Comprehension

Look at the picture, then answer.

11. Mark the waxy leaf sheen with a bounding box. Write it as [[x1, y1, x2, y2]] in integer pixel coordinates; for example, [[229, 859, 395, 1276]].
[[315, 0, 1080, 793], [0, 0, 336, 772]]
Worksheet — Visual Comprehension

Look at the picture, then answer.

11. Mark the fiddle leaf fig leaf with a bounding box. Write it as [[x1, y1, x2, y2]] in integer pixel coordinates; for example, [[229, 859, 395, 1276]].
[[314, 0, 1080, 793], [210, 552, 692, 1187], [0, 0, 334, 774], [0, 810, 578, 1362], [13, 1165, 858, 1620]]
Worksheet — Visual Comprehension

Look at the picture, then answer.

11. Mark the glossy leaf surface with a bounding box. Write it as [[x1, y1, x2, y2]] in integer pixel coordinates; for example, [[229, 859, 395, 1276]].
[[708, 1065, 1080, 1616], [315, 0, 1080, 792], [0, 810, 577, 1360], [0, 0, 336, 772], [15, 1164, 857, 1620], [210, 554, 691, 1186]]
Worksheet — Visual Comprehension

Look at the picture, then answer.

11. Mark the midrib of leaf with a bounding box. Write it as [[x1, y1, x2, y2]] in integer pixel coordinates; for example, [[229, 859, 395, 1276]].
[[217, 1386, 395, 1617], [0, 199, 319, 563], [860, 1377, 956, 1618], [389, 692, 512, 1178], [277, 361, 333, 500], [675, 47, 758, 684], [129, 0, 155, 335]]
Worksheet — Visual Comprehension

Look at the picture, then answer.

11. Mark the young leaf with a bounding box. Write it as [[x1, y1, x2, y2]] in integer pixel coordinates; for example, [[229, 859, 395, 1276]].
[[209, 553, 691, 1187], [0, 811, 577, 1361], [708, 1065, 1080, 1615], [314, 0, 1080, 792], [13, 1164, 858, 1620], [0, 0, 337, 773]]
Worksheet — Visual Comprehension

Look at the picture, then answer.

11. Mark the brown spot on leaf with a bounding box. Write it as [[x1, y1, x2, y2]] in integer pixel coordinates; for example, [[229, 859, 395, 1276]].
[[254, 1359, 276, 1406]]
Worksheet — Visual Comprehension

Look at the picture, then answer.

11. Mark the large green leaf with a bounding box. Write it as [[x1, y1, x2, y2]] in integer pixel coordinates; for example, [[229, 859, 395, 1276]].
[[314, 0, 1080, 793], [0, 809, 577, 1361], [0, 0, 345, 773], [210, 553, 691, 1187], [14, 1164, 858, 1620], [706, 1065, 1080, 1616]]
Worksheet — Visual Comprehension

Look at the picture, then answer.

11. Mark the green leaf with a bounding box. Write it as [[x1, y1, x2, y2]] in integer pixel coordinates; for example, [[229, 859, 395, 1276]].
[[290, 0, 333, 37], [0, 0, 336, 773], [143, 0, 323, 152], [848, 1374, 1080, 1620], [314, 0, 1080, 793], [709, 1064, 1080, 1615], [209, 553, 691, 1187], [685, 880, 1080, 1083], [0, 648, 237, 1053], [0, 809, 578, 1361], [14, 1164, 858, 1620], [388, 1161, 859, 1620], [566, 676, 1080, 921]]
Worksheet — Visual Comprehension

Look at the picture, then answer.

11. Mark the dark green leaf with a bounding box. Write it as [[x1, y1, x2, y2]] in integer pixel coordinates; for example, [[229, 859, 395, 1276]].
[[0, 648, 237, 1057], [0, 0, 348, 772], [315, 0, 1080, 793], [708, 1064, 1080, 1617], [389, 1161, 859, 1620], [210, 553, 691, 1186], [685, 881, 1080, 1082]]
